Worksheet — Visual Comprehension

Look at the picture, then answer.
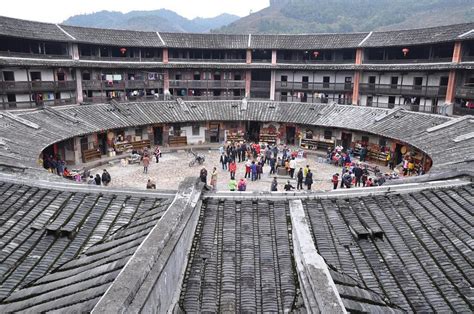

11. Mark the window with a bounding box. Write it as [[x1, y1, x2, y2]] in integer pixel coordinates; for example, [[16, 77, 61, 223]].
[[30, 72, 41, 81], [135, 128, 143, 137], [281, 91, 288, 101], [192, 125, 200, 136], [323, 76, 330, 88], [57, 73, 65, 81], [3, 71, 14, 81], [388, 96, 396, 109], [281, 75, 288, 87], [379, 137, 387, 147], [82, 72, 91, 80], [361, 136, 369, 144], [324, 130, 332, 140]]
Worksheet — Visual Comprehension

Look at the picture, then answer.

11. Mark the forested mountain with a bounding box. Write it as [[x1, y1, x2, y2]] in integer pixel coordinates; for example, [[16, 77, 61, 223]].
[[216, 0, 474, 34], [62, 9, 239, 33]]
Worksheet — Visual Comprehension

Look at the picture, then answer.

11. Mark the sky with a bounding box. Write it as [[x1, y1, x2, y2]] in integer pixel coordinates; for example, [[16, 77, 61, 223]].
[[0, 0, 269, 23]]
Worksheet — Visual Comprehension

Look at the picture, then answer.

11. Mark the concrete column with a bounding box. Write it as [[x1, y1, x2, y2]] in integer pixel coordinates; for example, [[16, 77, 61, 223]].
[[163, 70, 170, 94], [245, 70, 251, 98], [75, 68, 83, 104], [270, 70, 276, 101], [352, 48, 364, 105], [163, 48, 169, 64], [246, 49, 252, 64], [271, 50, 277, 65]]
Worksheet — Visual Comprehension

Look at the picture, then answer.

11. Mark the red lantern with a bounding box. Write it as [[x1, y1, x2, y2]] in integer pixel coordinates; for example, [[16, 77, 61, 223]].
[[120, 48, 127, 55], [402, 48, 409, 57], [313, 51, 320, 58]]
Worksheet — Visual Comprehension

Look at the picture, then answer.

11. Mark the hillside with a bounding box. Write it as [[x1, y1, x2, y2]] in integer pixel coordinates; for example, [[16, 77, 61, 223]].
[[63, 9, 239, 33], [215, 0, 474, 34]]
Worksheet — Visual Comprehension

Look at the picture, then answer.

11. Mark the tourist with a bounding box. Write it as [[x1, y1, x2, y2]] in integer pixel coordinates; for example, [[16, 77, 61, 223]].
[[296, 168, 304, 190], [143, 155, 150, 174], [271, 177, 278, 191], [94, 174, 101, 185], [284, 180, 295, 191], [269, 157, 276, 175], [101, 169, 111, 186], [154, 146, 161, 163], [359, 146, 368, 162], [210, 167, 218, 190], [332, 173, 339, 190], [238, 178, 247, 191], [228, 177, 237, 191], [303, 165, 310, 178], [289, 157, 296, 178], [342, 171, 352, 188], [56, 160, 65, 176], [219, 153, 227, 170], [256, 162, 263, 180], [244, 159, 251, 178], [87, 175, 95, 184], [353, 164, 363, 187], [63, 167, 71, 178], [251, 161, 257, 181], [305, 170, 313, 190], [407, 158, 415, 176], [199, 167, 208, 184], [366, 178, 374, 187], [146, 179, 156, 189], [229, 160, 236, 179]]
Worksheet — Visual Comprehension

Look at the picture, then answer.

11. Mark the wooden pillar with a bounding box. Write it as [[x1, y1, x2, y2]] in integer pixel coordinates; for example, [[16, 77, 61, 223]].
[[445, 41, 462, 108], [246, 49, 252, 64], [163, 48, 169, 64], [352, 48, 363, 105], [75, 68, 83, 103], [271, 50, 277, 65], [245, 70, 251, 98], [163, 69, 170, 92]]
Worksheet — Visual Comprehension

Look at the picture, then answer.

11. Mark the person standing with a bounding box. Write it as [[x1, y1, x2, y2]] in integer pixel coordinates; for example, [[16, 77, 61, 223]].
[[297, 168, 304, 190], [154, 146, 161, 163], [284, 180, 295, 191], [229, 160, 237, 179], [220, 153, 227, 170], [332, 173, 339, 190], [251, 161, 257, 182], [210, 167, 218, 190], [269, 157, 276, 175], [353, 164, 363, 187], [200, 167, 208, 184], [101, 169, 111, 186], [142, 155, 150, 174], [305, 170, 313, 190], [289, 157, 297, 178], [271, 177, 278, 191]]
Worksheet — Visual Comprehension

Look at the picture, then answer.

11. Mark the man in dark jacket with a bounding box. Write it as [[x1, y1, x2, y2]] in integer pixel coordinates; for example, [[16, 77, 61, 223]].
[[200, 168, 208, 184], [296, 168, 304, 190], [353, 164, 363, 187], [305, 170, 313, 190], [271, 177, 278, 191], [101, 169, 111, 186]]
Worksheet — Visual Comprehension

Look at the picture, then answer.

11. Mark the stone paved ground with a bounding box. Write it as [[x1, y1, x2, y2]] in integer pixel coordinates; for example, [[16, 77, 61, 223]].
[[90, 149, 391, 192]]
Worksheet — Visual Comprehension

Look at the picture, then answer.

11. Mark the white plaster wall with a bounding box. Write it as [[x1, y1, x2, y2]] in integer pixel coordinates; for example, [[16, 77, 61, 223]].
[[182, 125, 206, 145]]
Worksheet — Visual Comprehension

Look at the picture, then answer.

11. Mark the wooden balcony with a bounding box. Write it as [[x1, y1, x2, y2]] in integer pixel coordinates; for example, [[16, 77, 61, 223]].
[[0, 81, 76, 93], [169, 80, 245, 89], [276, 81, 353, 92], [360, 83, 447, 97], [82, 80, 163, 90]]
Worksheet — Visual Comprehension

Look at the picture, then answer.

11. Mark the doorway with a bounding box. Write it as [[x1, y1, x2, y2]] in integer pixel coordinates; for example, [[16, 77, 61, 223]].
[[209, 123, 220, 143], [394, 143, 404, 165], [286, 126, 296, 145], [247, 121, 261, 142], [154, 127, 163, 145], [97, 133, 107, 155], [341, 132, 353, 150]]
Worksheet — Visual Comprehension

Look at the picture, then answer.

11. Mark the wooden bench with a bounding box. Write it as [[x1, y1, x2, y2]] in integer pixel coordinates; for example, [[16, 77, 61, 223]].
[[115, 139, 151, 153], [168, 136, 187, 147], [82, 148, 101, 163]]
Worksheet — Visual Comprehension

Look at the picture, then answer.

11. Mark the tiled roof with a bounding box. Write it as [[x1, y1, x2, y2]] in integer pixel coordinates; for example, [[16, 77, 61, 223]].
[[362, 22, 474, 47], [180, 197, 402, 312], [0, 16, 69, 42], [303, 183, 474, 312], [0, 102, 471, 177], [60, 25, 165, 47], [250, 33, 369, 49], [0, 178, 172, 304], [0, 15, 473, 49], [160, 33, 249, 49]]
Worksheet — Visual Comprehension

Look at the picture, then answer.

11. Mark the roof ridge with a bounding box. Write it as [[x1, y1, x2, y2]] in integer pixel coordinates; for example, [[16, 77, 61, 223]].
[[55, 24, 76, 40]]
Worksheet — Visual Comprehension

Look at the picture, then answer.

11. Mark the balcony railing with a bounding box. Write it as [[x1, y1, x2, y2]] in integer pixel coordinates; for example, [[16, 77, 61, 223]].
[[79, 55, 141, 62], [360, 83, 447, 97], [0, 51, 72, 59], [82, 80, 163, 90], [0, 97, 76, 110], [276, 81, 353, 92], [0, 80, 76, 93], [169, 80, 245, 89], [276, 59, 355, 64], [456, 85, 474, 99], [364, 57, 452, 64], [168, 58, 246, 63], [250, 81, 271, 89]]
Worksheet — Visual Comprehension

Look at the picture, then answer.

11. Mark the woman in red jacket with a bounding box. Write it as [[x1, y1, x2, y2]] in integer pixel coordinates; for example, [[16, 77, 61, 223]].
[[229, 160, 237, 180]]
